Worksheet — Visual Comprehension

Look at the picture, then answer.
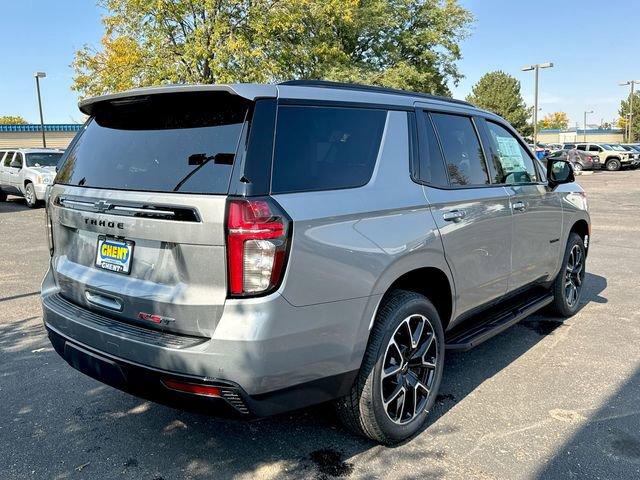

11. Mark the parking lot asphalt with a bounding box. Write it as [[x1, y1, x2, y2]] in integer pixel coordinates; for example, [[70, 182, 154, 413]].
[[1, 171, 639, 480]]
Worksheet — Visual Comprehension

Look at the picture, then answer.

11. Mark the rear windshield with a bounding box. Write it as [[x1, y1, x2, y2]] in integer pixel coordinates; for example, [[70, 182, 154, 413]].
[[26, 152, 63, 167], [56, 92, 249, 194]]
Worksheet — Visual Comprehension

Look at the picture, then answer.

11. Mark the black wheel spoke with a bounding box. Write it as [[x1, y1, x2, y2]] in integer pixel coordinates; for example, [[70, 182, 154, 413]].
[[381, 314, 438, 425]]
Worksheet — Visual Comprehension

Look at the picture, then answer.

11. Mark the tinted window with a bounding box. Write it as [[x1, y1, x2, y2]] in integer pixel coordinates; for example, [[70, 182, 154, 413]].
[[576, 144, 586, 151], [25, 152, 63, 167], [56, 93, 249, 193], [588, 145, 601, 152], [271, 106, 386, 193], [431, 113, 489, 186], [3, 152, 15, 167], [485, 121, 538, 184], [417, 113, 448, 186], [10, 153, 23, 167]]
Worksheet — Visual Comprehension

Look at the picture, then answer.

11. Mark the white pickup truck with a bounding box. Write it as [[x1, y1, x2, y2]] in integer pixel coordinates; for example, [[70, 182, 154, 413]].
[[0, 148, 63, 207]]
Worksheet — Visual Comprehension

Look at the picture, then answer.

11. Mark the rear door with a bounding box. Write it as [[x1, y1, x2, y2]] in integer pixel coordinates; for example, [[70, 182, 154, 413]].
[[417, 110, 513, 317], [49, 91, 252, 337], [478, 118, 562, 291]]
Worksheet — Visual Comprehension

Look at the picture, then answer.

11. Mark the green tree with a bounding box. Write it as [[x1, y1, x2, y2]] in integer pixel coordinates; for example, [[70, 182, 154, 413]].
[[465, 71, 532, 136], [0, 115, 28, 124], [618, 91, 640, 142], [72, 0, 473, 97], [537, 111, 569, 130]]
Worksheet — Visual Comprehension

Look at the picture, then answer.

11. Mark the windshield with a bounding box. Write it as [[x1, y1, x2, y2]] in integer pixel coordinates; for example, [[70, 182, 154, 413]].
[[610, 144, 627, 151], [25, 152, 62, 167], [56, 92, 249, 194], [601, 144, 614, 150]]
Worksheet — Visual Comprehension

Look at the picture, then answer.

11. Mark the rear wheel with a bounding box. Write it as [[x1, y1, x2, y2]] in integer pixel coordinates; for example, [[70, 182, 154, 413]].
[[605, 158, 621, 171], [550, 233, 586, 317], [572, 162, 583, 173], [335, 290, 445, 444], [24, 183, 38, 208]]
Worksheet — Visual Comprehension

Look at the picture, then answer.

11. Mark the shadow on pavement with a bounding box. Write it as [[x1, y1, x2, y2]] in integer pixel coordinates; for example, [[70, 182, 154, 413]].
[[0, 274, 608, 479]]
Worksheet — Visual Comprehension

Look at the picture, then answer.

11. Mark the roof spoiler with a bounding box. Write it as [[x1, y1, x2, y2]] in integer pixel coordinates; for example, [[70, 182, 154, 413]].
[[78, 84, 277, 116]]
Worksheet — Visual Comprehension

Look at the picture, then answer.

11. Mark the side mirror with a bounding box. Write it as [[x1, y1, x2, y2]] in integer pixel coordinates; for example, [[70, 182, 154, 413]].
[[546, 159, 575, 187]]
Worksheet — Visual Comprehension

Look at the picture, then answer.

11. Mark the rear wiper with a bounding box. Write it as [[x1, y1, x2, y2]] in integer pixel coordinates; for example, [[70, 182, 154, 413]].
[[172, 153, 235, 191]]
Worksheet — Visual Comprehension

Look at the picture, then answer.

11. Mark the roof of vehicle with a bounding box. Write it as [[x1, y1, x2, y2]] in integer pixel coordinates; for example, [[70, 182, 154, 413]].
[[0, 148, 64, 153], [78, 80, 489, 117]]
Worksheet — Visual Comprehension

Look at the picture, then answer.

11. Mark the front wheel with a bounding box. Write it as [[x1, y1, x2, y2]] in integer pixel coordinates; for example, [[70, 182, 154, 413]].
[[24, 183, 38, 208], [549, 233, 586, 317], [335, 290, 445, 444], [572, 162, 583, 173], [605, 158, 621, 171]]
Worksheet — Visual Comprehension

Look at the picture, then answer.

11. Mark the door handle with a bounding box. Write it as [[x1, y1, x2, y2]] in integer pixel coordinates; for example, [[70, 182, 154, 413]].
[[512, 201, 526, 212], [85, 290, 123, 312], [443, 210, 466, 222]]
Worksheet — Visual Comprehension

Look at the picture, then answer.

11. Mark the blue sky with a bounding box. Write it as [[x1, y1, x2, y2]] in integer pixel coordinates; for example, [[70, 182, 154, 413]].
[[1, 0, 638, 126]]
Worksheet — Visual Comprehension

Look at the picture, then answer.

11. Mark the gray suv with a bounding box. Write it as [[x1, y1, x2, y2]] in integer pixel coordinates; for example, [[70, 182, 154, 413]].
[[41, 81, 590, 444]]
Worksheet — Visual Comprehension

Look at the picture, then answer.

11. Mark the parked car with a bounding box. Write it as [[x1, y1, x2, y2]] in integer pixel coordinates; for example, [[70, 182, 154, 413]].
[[546, 143, 563, 152], [575, 143, 637, 171], [41, 81, 590, 444], [618, 144, 640, 161], [562, 143, 577, 150], [0, 148, 63, 207], [547, 148, 600, 172]]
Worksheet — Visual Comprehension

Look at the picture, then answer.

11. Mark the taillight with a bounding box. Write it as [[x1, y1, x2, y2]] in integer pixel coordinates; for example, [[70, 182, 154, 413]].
[[226, 197, 291, 297]]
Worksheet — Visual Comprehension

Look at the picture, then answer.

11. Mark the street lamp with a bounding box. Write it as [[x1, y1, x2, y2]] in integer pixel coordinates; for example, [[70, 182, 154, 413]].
[[583, 110, 594, 142], [34, 71, 47, 148], [522, 62, 553, 147], [619, 80, 640, 142]]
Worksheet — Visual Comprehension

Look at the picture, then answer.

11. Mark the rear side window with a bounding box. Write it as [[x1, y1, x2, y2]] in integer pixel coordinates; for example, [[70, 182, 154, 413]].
[[576, 144, 586, 151], [431, 113, 489, 186], [271, 106, 386, 193], [56, 92, 249, 194], [416, 113, 448, 186], [588, 145, 601, 152]]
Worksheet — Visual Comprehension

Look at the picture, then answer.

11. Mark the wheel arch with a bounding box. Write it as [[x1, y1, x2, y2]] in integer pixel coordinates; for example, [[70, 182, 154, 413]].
[[570, 219, 590, 253]]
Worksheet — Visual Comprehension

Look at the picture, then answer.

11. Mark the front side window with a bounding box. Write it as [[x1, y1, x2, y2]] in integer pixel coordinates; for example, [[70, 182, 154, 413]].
[[576, 144, 586, 151], [431, 113, 489, 186], [10, 153, 23, 168], [484, 121, 538, 184], [588, 145, 602, 152], [271, 106, 387, 193]]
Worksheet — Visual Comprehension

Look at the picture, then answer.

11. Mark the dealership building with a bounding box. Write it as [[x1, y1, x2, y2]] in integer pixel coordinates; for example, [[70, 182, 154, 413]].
[[538, 127, 624, 145], [0, 124, 82, 149]]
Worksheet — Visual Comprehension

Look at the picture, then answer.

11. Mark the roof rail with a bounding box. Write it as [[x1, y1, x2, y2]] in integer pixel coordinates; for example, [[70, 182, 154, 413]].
[[278, 80, 473, 107]]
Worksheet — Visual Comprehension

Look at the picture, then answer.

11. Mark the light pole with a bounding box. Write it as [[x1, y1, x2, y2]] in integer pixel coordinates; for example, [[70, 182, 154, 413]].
[[583, 110, 593, 142], [619, 80, 639, 142], [522, 62, 554, 147], [34, 72, 47, 148]]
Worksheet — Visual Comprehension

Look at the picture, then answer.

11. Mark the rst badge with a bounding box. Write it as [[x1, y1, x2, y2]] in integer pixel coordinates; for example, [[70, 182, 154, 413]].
[[95, 236, 134, 274]]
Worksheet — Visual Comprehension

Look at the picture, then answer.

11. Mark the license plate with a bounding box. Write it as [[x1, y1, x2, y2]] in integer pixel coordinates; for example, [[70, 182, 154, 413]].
[[95, 236, 134, 275]]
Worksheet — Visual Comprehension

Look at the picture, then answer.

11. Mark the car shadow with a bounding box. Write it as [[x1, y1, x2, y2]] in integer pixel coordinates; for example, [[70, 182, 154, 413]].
[[4, 274, 607, 479], [0, 195, 32, 213]]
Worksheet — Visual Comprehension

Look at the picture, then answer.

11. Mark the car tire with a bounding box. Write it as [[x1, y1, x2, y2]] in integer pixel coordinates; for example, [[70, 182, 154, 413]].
[[24, 182, 38, 208], [572, 163, 583, 173], [0, 189, 6, 202], [605, 158, 621, 171], [335, 290, 445, 444], [549, 233, 586, 317]]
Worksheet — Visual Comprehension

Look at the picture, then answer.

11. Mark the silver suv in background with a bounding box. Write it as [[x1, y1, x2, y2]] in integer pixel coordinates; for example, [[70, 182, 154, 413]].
[[575, 142, 637, 171], [42, 81, 590, 444], [0, 148, 63, 207]]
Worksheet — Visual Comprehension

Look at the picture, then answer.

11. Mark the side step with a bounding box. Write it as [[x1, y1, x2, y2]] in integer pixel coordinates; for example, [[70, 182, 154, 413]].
[[445, 292, 554, 351]]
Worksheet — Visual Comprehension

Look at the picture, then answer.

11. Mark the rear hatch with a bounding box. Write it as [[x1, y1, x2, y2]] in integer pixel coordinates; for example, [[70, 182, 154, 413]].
[[48, 91, 251, 337]]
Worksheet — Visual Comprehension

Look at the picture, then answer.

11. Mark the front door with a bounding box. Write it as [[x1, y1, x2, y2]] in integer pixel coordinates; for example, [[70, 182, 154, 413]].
[[480, 119, 563, 291], [419, 110, 513, 318]]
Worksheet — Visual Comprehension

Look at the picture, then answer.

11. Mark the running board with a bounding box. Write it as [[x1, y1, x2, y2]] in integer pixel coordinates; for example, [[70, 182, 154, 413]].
[[445, 292, 554, 351]]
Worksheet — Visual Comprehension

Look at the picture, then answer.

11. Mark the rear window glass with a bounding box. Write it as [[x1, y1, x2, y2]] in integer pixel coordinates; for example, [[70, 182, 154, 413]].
[[271, 106, 387, 193], [56, 93, 249, 194]]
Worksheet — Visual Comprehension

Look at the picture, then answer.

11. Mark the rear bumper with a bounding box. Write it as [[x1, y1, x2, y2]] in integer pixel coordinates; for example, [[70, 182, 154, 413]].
[[41, 266, 371, 415]]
